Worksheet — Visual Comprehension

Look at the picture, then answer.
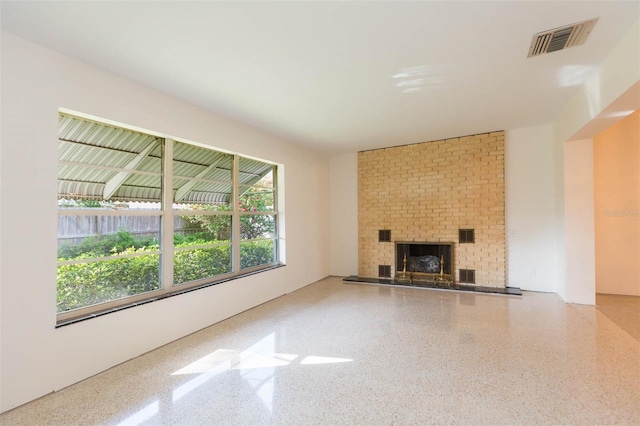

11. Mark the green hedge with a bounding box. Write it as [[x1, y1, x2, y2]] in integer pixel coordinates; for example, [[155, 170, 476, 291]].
[[57, 232, 276, 313], [57, 248, 160, 312], [58, 230, 158, 259], [240, 240, 275, 269], [173, 245, 232, 284]]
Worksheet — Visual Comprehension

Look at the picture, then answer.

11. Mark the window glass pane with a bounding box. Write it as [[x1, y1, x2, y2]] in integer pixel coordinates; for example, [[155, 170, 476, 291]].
[[240, 191, 274, 212], [174, 213, 231, 243], [57, 215, 161, 313], [173, 214, 232, 285], [58, 112, 163, 205], [239, 170, 274, 212], [57, 254, 160, 313], [240, 214, 275, 240], [173, 142, 233, 207], [240, 240, 276, 270], [174, 244, 232, 284]]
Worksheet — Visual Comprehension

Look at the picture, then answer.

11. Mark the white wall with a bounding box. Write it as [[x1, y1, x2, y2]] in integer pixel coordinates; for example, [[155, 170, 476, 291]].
[[563, 140, 596, 305], [554, 19, 640, 144], [553, 126, 567, 301], [505, 125, 560, 292], [553, 18, 640, 304], [0, 32, 330, 412], [329, 153, 358, 276]]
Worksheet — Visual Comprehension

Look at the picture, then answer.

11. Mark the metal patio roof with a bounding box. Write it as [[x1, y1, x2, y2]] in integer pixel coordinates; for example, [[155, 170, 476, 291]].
[[58, 113, 273, 205]]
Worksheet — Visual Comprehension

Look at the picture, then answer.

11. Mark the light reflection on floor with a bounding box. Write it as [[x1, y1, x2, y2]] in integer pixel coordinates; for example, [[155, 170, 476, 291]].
[[116, 331, 354, 424]]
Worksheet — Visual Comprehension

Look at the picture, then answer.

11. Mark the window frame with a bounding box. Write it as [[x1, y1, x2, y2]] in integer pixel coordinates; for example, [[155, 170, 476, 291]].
[[57, 118, 283, 324]]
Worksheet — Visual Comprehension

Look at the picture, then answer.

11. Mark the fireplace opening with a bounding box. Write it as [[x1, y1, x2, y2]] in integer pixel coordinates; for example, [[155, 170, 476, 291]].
[[395, 242, 453, 284]]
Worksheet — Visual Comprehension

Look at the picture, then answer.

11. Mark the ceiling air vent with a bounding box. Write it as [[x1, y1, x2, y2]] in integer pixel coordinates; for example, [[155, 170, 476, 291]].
[[527, 18, 598, 58]]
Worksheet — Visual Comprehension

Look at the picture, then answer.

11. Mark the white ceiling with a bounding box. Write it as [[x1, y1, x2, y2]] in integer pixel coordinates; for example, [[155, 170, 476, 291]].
[[2, 1, 638, 154]]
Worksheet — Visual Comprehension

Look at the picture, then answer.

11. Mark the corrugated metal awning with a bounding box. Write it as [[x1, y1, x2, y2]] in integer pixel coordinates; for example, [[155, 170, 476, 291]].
[[58, 113, 273, 205]]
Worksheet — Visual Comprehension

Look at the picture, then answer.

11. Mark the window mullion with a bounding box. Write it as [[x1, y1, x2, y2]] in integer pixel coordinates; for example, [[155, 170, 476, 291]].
[[232, 155, 241, 272], [273, 165, 280, 264], [271, 165, 278, 213], [161, 138, 174, 290]]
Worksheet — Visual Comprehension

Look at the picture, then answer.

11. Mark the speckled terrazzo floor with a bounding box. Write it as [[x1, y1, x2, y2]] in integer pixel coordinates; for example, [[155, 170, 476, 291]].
[[1, 276, 639, 425], [596, 293, 640, 342]]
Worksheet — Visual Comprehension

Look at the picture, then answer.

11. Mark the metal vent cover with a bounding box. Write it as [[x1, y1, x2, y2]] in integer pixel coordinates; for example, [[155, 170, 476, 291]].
[[528, 18, 598, 58]]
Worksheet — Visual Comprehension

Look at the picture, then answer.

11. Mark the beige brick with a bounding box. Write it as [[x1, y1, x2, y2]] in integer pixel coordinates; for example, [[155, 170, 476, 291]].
[[358, 131, 505, 287]]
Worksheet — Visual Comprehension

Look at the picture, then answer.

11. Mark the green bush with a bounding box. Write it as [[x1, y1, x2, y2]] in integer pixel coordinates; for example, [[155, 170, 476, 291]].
[[58, 230, 158, 260], [173, 231, 221, 246], [240, 240, 275, 269], [58, 232, 277, 313], [173, 243, 231, 284], [57, 247, 160, 312]]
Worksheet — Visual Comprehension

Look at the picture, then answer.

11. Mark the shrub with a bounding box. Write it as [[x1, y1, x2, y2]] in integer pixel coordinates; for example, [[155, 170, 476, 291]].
[[57, 248, 160, 312], [240, 240, 275, 269], [58, 230, 158, 260], [57, 231, 275, 313], [173, 244, 231, 284]]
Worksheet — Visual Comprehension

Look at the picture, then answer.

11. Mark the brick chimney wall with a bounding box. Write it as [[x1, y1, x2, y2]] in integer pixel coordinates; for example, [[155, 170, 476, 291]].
[[358, 131, 506, 287]]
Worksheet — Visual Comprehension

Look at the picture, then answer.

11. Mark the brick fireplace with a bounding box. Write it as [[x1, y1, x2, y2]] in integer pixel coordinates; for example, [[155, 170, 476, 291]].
[[358, 131, 506, 287]]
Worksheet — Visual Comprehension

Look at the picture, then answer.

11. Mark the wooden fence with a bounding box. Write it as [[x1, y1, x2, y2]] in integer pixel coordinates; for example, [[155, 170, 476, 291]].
[[58, 215, 198, 247]]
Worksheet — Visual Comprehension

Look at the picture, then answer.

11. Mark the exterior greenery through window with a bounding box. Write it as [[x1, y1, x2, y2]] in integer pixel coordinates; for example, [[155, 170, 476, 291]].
[[57, 113, 280, 319]]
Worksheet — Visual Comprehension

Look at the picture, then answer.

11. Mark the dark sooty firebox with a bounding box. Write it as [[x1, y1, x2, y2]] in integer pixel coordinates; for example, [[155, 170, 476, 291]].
[[395, 242, 454, 284]]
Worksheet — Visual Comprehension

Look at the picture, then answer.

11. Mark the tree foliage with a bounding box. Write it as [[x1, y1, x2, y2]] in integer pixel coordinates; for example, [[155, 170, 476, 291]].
[[184, 185, 275, 241]]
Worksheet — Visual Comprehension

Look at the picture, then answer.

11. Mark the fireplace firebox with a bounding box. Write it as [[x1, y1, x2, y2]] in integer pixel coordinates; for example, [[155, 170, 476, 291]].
[[395, 242, 454, 284]]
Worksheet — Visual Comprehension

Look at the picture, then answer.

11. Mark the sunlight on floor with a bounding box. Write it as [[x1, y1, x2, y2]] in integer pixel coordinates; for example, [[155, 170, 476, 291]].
[[116, 331, 355, 425]]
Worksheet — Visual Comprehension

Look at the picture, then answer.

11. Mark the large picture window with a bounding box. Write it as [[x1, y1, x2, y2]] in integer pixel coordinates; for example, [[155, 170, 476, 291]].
[[57, 112, 281, 322]]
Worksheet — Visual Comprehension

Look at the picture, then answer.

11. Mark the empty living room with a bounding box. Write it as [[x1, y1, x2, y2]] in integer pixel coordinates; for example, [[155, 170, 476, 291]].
[[1, 1, 639, 424]]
